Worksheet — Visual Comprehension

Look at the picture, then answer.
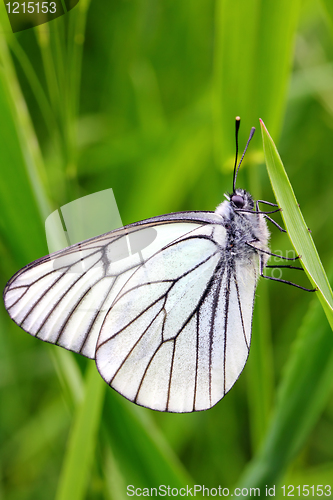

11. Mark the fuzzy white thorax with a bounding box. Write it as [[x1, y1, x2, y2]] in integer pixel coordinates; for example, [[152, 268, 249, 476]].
[[215, 189, 270, 266]]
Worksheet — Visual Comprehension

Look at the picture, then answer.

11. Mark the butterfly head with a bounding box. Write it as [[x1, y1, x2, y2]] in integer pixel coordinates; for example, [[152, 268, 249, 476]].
[[216, 189, 254, 219], [230, 188, 254, 211]]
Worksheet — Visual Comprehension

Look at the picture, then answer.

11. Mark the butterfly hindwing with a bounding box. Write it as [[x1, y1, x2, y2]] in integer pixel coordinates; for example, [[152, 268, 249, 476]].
[[95, 224, 257, 412]]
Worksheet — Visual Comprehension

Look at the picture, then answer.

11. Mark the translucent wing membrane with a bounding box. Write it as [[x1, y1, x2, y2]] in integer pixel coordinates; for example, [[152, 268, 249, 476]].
[[4, 213, 258, 412], [95, 224, 257, 412]]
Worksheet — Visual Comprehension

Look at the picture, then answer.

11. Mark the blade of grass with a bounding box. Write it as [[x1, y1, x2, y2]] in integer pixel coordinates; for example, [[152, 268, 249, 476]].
[[7, 35, 59, 139], [49, 348, 85, 406], [238, 279, 333, 492], [0, 6, 51, 221], [65, 0, 91, 177], [53, 17, 67, 107], [55, 363, 106, 500], [0, 9, 51, 268], [260, 119, 333, 328], [0, 73, 47, 269], [67, 0, 91, 120], [36, 24, 62, 121], [102, 442, 128, 500]]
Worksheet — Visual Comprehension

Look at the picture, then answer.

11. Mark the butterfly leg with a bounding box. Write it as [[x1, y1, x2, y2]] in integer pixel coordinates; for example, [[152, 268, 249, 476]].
[[255, 201, 286, 233], [246, 242, 300, 261], [265, 265, 304, 271], [256, 200, 278, 208], [259, 254, 316, 292], [264, 215, 286, 232], [236, 207, 281, 215]]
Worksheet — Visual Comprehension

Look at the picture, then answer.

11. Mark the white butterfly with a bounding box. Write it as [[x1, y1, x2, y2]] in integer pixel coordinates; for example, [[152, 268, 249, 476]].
[[3, 119, 309, 413]]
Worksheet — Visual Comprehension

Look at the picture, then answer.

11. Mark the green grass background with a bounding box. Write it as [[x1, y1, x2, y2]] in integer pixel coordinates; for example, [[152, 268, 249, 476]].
[[1, 0, 333, 498]]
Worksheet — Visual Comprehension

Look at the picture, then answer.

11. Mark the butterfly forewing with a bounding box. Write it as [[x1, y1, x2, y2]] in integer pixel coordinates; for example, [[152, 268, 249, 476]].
[[3, 219, 203, 360]]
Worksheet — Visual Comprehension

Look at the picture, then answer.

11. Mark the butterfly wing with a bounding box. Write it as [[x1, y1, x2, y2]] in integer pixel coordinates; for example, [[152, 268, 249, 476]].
[[95, 224, 258, 412], [4, 212, 258, 413]]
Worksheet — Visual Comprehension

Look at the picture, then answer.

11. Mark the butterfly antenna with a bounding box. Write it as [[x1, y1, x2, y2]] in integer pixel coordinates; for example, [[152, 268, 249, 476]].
[[232, 119, 255, 193], [232, 117, 241, 193]]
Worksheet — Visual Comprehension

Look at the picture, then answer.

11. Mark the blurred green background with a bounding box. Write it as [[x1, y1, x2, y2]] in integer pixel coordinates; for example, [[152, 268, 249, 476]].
[[1, 0, 333, 499]]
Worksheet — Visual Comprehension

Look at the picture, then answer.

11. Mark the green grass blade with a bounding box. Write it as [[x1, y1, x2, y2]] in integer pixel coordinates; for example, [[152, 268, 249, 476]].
[[0, 74, 47, 269], [260, 119, 333, 327], [238, 293, 333, 493], [7, 36, 59, 139], [49, 349, 85, 406], [65, 0, 91, 172], [36, 25, 62, 120], [0, 6, 51, 221], [55, 363, 106, 500]]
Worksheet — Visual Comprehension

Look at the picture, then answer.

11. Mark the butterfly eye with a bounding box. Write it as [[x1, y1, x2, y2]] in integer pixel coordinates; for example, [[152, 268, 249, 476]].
[[231, 194, 245, 208]]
